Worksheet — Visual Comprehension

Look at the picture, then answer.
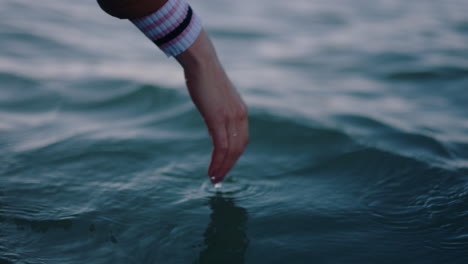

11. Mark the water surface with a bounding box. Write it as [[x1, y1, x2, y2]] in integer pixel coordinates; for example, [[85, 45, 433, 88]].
[[1, 0, 468, 263]]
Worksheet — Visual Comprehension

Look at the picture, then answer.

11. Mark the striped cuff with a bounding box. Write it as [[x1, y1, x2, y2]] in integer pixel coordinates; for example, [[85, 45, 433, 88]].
[[130, 0, 202, 57]]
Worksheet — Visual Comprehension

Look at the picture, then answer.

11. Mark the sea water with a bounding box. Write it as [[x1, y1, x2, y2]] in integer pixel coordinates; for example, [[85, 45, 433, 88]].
[[1, 0, 468, 263]]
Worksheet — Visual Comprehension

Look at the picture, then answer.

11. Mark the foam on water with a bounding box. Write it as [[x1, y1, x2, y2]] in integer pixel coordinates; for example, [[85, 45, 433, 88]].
[[213, 182, 223, 189]]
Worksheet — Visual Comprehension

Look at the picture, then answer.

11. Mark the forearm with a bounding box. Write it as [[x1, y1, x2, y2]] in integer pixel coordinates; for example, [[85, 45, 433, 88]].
[[175, 29, 221, 72]]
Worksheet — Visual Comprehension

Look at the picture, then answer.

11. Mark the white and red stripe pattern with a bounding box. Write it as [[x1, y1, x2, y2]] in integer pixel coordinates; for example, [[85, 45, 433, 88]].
[[130, 0, 202, 57]]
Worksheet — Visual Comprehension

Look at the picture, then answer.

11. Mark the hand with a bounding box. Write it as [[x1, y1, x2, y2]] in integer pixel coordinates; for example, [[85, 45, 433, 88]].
[[185, 61, 249, 184], [176, 30, 249, 184]]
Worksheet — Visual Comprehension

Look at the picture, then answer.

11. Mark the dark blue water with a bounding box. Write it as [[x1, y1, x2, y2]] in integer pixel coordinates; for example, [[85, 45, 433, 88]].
[[1, 0, 468, 263]]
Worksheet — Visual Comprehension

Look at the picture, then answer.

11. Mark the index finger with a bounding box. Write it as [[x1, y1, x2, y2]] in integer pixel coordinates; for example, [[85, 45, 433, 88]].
[[215, 117, 249, 179], [208, 124, 229, 183]]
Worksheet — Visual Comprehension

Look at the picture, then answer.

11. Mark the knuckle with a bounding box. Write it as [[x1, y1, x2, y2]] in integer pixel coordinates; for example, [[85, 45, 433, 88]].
[[236, 105, 248, 120], [218, 143, 229, 152], [212, 110, 228, 123], [214, 115, 227, 125], [227, 105, 248, 121], [240, 102, 248, 113]]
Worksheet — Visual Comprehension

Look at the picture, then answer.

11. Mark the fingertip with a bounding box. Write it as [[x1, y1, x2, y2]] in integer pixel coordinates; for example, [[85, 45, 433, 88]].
[[209, 175, 217, 184], [208, 169, 226, 184], [210, 175, 225, 184]]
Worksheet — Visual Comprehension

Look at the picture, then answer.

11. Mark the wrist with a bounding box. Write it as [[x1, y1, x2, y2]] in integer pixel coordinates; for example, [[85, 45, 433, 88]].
[[130, 0, 203, 57], [175, 29, 221, 73]]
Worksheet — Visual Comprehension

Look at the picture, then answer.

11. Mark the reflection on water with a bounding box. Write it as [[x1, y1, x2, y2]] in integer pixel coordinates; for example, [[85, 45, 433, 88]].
[[195, 194, 249, 264]]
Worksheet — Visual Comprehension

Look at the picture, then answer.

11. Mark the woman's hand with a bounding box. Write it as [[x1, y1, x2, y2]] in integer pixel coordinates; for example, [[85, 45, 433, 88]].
[[96, 1, 248, 183], [176, 30, 249, 184]]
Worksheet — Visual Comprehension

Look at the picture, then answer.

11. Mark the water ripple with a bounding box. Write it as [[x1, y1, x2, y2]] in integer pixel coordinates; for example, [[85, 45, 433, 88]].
[[364, 165, 468, 250], [1, 0, 468, 262], [199, 178, 279, 204]]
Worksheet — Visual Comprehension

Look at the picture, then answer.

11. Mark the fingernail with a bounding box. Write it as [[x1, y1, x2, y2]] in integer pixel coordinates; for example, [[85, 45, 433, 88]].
[[209, 169, 216, 182], [210, 175, 218, 184]]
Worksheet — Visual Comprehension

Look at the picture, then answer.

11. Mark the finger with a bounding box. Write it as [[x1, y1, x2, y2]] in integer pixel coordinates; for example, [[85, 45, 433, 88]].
[[207, 124, 229, 183], [216, 117, 249, 179]]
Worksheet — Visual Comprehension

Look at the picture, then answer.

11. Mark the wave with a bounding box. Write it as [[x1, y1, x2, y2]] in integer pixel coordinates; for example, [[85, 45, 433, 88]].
[[61, 80, 186, 112], [249, 111, 461, 172], [383, 66, 468, 82]]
